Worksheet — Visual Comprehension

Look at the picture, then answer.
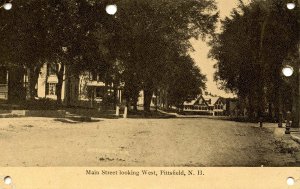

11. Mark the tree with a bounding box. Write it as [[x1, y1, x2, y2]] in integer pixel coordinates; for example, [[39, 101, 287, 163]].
[[0, 0, 216, 110], [163, 55, 207, 109], [209, 0, 299, 120], [0, 0, 50, 100], [109, 0, 218, 112]]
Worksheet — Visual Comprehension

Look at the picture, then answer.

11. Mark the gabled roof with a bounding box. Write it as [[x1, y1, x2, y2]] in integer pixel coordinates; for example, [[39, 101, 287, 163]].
[[202, 95, 221, 105], [183, 99, 198, 106], [184, 95, 209, 106], [183, 94, 225, 106]]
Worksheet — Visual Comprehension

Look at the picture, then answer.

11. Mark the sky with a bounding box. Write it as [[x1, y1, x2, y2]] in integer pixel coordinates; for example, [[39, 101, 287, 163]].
[[190, 0, 241, 98]]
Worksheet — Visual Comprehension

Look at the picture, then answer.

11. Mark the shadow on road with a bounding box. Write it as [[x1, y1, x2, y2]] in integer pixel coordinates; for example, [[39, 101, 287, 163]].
[[54, 118, 101, 124]]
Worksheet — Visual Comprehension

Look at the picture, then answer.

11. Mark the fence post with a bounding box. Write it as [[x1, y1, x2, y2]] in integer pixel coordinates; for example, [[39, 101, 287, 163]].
[[116, 105, 120, 116], [123, 106, 128, 118]]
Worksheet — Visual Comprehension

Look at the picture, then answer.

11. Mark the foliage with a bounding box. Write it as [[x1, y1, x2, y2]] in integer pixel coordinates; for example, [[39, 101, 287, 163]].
[[209, 0, 299, 120], [0, 0, 217, 111], [110, 0, 218, 111], [162, 55, 207, 107]]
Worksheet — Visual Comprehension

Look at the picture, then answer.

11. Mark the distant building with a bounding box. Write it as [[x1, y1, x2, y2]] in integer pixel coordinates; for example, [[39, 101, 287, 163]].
[[183, 94, 226, 116]]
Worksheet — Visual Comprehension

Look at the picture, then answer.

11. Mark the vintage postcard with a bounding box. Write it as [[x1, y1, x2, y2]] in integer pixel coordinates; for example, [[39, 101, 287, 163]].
[[0, 0, 299, 188]]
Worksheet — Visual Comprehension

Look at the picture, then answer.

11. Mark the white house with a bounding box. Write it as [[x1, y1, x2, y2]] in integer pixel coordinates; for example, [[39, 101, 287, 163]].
[[35, 63, 122, 108], [183, 94, 226, 116]]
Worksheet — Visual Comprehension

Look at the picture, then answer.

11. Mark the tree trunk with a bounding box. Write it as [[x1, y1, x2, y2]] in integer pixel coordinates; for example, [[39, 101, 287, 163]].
[[56, 81, 63, 105], [131, 88, 139, 112], [143, 89, 153, 112], [157, 89, 162, 108], [248, 94, 255, 120], [8, 67, 26, 103], [113, 82, 118, 108], [27, 67, 40, 100], [132, 96, 138, 112], [133, 102, 138, 112], [274, 67, 282, 122], [124, 89, 130, 109], [56, 63, 65, 105], [257, 69, 265, 120], [268, 103, 273, 121], [90, 87, 95, 108], [64, 64, 71, 106], [163, 90, 169, 110], [26, 68, 31, 100]]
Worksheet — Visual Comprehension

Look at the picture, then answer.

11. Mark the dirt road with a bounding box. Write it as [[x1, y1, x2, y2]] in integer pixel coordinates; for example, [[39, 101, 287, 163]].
[[0, 117, 298, 166]]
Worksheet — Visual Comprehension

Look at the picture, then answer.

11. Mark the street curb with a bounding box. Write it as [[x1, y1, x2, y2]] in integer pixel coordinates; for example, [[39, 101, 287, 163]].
[[0, 114, 25, 118], [291, 133, 300, 144], [0, 110, 66, 118]]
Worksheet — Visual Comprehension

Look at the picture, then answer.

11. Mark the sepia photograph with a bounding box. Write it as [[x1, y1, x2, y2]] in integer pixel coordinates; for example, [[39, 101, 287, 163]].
[[0, 0, 300, 168]]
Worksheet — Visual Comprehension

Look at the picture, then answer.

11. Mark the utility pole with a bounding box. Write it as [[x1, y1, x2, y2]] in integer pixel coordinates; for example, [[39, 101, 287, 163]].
[[297, 0, 300, 128], [292, 0, 300, 128]]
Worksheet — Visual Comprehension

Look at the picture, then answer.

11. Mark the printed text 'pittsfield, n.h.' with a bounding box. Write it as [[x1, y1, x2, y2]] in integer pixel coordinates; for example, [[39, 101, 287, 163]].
[[86, 169, 205, 177]]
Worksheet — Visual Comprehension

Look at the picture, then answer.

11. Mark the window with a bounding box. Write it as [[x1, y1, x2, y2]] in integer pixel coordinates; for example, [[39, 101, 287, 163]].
[[215, 105, 223, 110], [46, 83, 56, 95]]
